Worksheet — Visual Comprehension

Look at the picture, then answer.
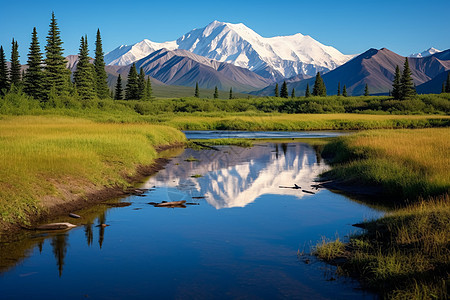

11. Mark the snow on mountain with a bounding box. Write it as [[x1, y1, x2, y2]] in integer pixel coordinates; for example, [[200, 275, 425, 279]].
[[409, 47, 441, 58], [105, 21, 355, 80]]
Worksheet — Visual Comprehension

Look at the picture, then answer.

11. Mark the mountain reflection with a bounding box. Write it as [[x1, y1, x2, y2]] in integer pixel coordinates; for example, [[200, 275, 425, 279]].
[[146, 143, 329, 209]]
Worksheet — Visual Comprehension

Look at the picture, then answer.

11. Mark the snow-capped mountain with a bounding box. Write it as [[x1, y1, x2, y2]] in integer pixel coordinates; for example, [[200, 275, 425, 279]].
[[409, 47, 441, 58], [105, 21, 355, 81]]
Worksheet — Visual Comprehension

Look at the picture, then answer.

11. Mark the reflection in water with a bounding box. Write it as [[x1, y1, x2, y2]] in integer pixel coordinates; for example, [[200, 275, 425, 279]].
[[146, 143, 329, 209], [98, 211, 107, 249], [84, 223, 93, 247], [51, 233, 68, 277]]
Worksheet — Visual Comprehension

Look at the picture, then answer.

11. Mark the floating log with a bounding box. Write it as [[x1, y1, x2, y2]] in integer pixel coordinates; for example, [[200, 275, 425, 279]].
[[302, 190, 316, 194], [191, 196, 206, 199], [192, 141, 220, 151], [155, 200, 186, 207], [104, 202, 132, 207], [69, 213, 81, 219], [279, 184, 301, 189], [36, 222, 77, 230]]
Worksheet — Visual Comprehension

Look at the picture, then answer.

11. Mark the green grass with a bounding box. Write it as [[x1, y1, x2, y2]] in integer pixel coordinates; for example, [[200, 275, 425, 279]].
[[315, 197, 449, 299], [321, 128, 450, 201], [0, 115, 186, 228]]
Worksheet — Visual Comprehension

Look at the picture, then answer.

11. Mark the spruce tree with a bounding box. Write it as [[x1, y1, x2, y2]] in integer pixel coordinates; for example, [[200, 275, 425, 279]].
[[274, 83, 279, 97], [342, 85, 347, 97], [364, 84, 369, 96], [194, 82, 199, 98], [280, 81, 288, 98], [137, 68, 145, 99], [400, 57, 415, 99], [94, 29, 109, 99], [291, 88, 295, 98], [125, 63, 138, 100], [392, 65, 401, 99], [337, 82, 341, 96], [114, 74, 123, 100], [44, 12, 70, 96], [305, 83, 310, 97], [10, 39, 21, 86], [446, 71, 450, 93], [312, 72, 326, 96], [213, 86, 219, 99], [24, 27, 45, 99], [73, 36, 95, 100], [0, 46, 9, 93], [442, 83, 445, 94], [229, 87, 233, 99], [144, 77, 152, 100]]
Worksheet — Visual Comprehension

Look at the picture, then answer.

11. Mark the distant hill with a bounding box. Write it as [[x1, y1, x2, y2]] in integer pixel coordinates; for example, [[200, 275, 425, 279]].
[[255, 48, 450, 96]]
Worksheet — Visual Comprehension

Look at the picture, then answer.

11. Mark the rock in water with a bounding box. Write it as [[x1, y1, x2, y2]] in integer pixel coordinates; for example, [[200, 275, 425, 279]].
[[36, 222, 77, 230]]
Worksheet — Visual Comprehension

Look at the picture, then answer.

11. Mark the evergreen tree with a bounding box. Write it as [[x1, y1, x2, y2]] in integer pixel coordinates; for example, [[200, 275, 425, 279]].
[[291, 88, 295, 98], [392, 65, 401, 99], [114, 74, 123, 100], [446, 71, 450, 93], [364, 84, 369, 96], [312, 72, 326, 96], [400, 57, 415, 99], [94, 29, 109, 99], [213, 86, 219, 99], [0, 46, 9, 93], [229, 87, 233, 99], [24, 27, 45, 99], [10, 39, 21, 86], [342, 85, 347, 97], [125, 63, 139, 100], [73, 36, 95, 100], [194, 82, 199, 98], [144, 77, 152, 100], [44, 12, 70, 96], [305, 83, 310, 97], [337, 82, 341, 96], [137, 68, 145, 99], [274, 83, 279, 97], [280, 81, 288, 98], [442, 83, 445, 94]]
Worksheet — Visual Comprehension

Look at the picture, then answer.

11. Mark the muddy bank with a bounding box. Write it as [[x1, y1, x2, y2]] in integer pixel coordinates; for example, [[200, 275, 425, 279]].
[[0, 143, 184, 236]]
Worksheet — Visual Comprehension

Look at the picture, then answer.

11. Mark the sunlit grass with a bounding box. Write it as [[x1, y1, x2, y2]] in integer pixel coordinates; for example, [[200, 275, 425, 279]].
[[0, 116, 186, 226]]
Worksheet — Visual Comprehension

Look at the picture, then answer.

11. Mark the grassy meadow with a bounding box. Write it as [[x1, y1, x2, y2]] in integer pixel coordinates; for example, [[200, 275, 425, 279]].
[[0, 116, 186, 228]]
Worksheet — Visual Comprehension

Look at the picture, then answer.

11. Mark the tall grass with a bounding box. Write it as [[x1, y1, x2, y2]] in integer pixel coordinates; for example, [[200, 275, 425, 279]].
[[322, 128, 450, 201], [0, 116, 186, 227], [315, 197, 449, 299]]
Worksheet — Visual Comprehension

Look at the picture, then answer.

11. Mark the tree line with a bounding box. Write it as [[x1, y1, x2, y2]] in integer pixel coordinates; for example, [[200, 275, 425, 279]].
[[0, 13, 153, 102]]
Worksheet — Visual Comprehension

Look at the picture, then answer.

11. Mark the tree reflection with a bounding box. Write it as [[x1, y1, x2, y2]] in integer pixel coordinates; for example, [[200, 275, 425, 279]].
[[84, 223, 93, 247], [51, 233, 68, 277], [98, 211, 107, 249]]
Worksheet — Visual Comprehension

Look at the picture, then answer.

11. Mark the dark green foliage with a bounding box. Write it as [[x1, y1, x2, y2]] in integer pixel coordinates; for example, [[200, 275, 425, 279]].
[[94, 29, 109, 99], [213, 86, 219, 99], [0, 46, 9, 93], [446, 72, 450, 93], [343, 85, 347, 97], [125, 63, 139, 100], [364, 84, 369, 96], [442, 83, 446, 94], [114, 74, 123, 100], [229, 87, 233, 99], [10, 39, 21, 85], [280, 81, 288, 98], [305, 83, 310, 98], [194, 82, 199, 98], [274, 83, 279, 97], [44, 12, 70, 96], [73, 36, 95, 100], [24, 28, 45, 99], [312, 72, 326, 97], [291, 88, 295, 98], [400, 58, 415, 99], [337, 82, 341, 96], [392, 65, 401, 99], [137, 68, 145, 99], [144, 77, 152, 100]]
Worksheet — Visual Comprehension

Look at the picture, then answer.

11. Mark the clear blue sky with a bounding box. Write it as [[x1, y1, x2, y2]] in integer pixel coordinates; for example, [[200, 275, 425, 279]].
[[1, 0, 449, 63]]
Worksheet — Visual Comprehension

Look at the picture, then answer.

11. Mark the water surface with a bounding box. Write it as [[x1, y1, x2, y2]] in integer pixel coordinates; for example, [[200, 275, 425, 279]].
[[0, 142, 382, 299]]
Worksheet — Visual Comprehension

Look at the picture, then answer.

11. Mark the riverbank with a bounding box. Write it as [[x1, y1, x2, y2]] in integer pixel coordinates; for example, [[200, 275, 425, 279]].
[[315, 128, 450, 299], [0, 116, 186, 232]]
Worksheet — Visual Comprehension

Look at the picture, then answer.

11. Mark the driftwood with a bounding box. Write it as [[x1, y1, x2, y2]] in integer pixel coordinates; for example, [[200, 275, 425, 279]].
[[279, 184, 301, 189], [192, 141, 220, 151], [69, 213, 81, 219], [302, 190, 316, 194], [36, 222, 77, 230], [148, 200, 187, 208]]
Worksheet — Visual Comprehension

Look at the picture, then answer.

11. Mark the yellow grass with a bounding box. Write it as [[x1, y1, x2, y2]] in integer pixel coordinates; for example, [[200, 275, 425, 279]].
[[0, 115, 186, 226]]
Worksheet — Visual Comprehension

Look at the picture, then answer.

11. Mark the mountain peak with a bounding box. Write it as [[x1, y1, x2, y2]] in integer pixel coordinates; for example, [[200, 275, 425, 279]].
[[409, 47, 441, 58]]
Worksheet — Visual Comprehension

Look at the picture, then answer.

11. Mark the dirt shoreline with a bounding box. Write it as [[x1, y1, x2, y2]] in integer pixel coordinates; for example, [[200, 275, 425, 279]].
[[0, 143, 184, 236]]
